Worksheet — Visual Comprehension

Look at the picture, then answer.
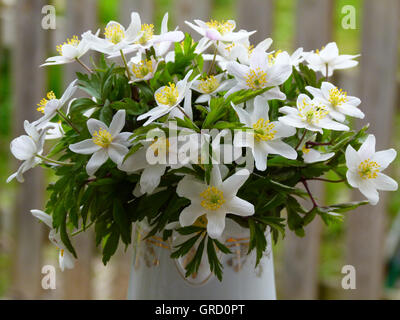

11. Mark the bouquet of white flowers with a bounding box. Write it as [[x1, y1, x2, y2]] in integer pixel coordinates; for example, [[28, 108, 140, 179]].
[[8, 12, 397, 280]]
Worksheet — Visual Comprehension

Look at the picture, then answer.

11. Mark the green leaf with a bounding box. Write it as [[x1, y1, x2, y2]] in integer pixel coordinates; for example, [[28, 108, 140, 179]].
[[185, 236, 206, 278], [207, 238, 223, 281], [110, 98, 148, 116], [213, 239, 232, 254], [286, 196, 306, 236], [102, 224, 120, 265], [171, 232, 203, 259], [113, 200, 131, 245], [60, 218, 77, 258]]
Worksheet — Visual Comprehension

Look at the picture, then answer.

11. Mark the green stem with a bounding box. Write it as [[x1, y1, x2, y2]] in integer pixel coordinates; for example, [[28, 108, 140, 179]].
[[301, 178, 318, 208], [308, 177, 345, 183], [56, 110, 80, 134], [36, 154, 74, 166], [207, 42, 219, 75], [295, 130, 307, 150], [120, 49, 132, 81], [71, 221, 94, 237], [177, 106, 191, 119], [325, 63, 329, 82], [75, 58, 93, 74]]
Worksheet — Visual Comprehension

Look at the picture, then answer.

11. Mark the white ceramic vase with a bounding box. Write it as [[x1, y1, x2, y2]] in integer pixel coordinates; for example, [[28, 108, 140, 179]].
[[127, 223, 276, 300]]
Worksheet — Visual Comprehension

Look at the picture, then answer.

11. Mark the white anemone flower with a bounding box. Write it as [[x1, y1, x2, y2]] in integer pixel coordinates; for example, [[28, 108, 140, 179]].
[[191, 73, 235, 103], [69, 110, 131, 176], [306, 82, 364, 122], [185, 19, 255, 42], [233, 96, 297, 171], [225, 47, 292, 99], [30, 210, 75, 271], [119, 133, 183, 195], [137, 70, 197, 126], [128, 54, 160, 83], [109, 13, 184, 58], [303, 42, 360, 77], [7, 121, 47, 183], [152, 12, 185, 57], [41, 31, 96, 67], [83, 12, 142, 55], [176, 166, 254, 239], [278, 94, 350, 133], [33, 80, 78, 126], [345, 135, 397, 205]]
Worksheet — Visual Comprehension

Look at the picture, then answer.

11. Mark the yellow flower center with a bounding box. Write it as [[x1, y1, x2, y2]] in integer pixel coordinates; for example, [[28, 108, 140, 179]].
[[328, 87, 348, 107], [268, 50, 282, 65], [315, 46, 325, 55], [302, 145, 311, 154], [358, 158, 380, 180], [245, 68, 268, 90], [137, 24, 154, 45], [200, 186, 226, 211], [225, 43, 235, 53], [37, 91, 56, 113], [252, 118, 277, 141], [198, 76, 220, 94], [93, 128, 113, 148], [60, 249, 64, 257], [155, 83, 179, 106], [104, 24, 126, 44], [299, 98, 328, 124], [150, 137, 170, 157], [131, 59, 154, 79], [56, 35, 80, 55], [206, 20, 235, 35]]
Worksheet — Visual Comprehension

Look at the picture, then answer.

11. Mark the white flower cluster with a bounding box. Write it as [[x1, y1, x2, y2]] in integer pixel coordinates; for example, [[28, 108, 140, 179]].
[[7, 13, 397, 272]]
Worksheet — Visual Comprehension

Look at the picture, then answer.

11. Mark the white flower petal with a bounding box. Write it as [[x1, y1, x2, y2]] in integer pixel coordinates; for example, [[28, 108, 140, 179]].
[[86, 149, 108, 176], [225, 196, 254, 217], [31, 210, 53, 228], [346, 170, 361, 188], [264, 140, 297, 160], [179, 204, 206, 227], [10, 136, 37, 160], [210, 165, 223, 187], [253, 146, 267, 171], [222, 169, 250, 196], [359, 134, 376, 160], [109, 109, 126, 137], [108, 143, 129, 165], [345, 144, 360, 170], [372, 148, 396, 170], [69, 139, 101, 155], [373, 173, 398, 191], [140, 165, 166, 194], [119, 147, 148, 172], [206, 212, 226, 239], [87, 119, 108, 136], [358, 182, 379, 205], [177, 176, 206, 200]]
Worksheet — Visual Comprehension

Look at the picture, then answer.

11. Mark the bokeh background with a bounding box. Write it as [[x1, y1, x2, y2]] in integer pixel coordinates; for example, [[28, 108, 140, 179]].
[[0, 0, 399, 300]]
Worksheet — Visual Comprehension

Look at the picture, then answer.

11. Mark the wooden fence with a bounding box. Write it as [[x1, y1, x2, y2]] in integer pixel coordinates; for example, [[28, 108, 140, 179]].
[[1, 0, 399, 299]]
